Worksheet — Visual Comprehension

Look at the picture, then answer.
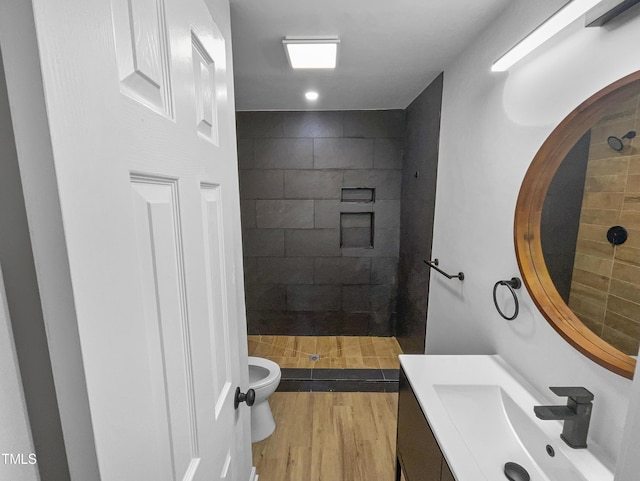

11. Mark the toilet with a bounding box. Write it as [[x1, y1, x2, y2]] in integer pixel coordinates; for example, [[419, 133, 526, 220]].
[[248, 356, 281, 442]]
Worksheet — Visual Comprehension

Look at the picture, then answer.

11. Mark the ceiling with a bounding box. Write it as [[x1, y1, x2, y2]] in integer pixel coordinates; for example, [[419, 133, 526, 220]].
[[230, 0, 510, 111]]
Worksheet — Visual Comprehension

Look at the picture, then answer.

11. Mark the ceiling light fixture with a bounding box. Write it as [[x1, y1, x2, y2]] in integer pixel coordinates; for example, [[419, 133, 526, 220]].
[[491, 0, 602, 72], [305, 91, 319, 101], [283, 36, 340, 69]]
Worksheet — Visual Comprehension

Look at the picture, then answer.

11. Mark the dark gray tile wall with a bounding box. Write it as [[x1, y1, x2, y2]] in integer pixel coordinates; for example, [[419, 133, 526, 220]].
[[255, 200, 314, 228], [238, 110, 404, 336], [397, 73, 444, 353]]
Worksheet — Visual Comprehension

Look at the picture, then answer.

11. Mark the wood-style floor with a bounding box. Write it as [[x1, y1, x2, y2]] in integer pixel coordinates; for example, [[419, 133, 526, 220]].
[[252, 391, 399, 481], [247, 335, 403, 369]]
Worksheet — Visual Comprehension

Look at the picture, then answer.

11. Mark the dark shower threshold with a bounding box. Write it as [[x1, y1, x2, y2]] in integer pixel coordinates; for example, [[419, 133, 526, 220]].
[[277, 368, 399, 393]]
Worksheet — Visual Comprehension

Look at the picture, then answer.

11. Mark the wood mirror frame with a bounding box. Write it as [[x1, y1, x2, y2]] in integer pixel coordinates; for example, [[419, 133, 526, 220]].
[[515, 70, 640, 380]]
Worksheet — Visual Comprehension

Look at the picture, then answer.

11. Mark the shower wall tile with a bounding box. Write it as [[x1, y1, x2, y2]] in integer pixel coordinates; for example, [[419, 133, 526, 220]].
[[284, 170, 343, 199], [287, 285, 341, 311], [375, 200, 402, 229], [375, 229, 401, 256], [257, 257, 314, 285], [240, 200, 256, 228], [371, 312, 396, 336], [343, 170, 402, 200], [237, 109, 403, 336], [341, 285, 397, 317], [314, 200, 340, 228], [245, 284, 287, 310], [371, 258, 399, 285], [285, 229, 341, 257], [242, 257, 259, 285], [343, 110, 406, 138], [242, 229, 285, 257], [237, 139, 253, 169], [236, 111, 284, 139], [290, 312, 331, 333], [255, 200, 314, 229], [283, 111, 344, 138], [373, 138, 404, 170], [314, 258, 371, 285], [371, 284, 397, 311], [397, 73, 443, 354], [246, 310, 379, 336], [245, 310, 294, 335], [313, 138, 373, 169], [339, 312, 376, 335], [342, 285, 371, 312], [239, 170, 284, 199], [253, 139, 313, 169]]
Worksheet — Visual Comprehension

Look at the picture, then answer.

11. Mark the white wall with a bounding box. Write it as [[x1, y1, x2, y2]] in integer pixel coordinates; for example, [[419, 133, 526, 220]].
[[427, 0, 640, 467], [615, 347, 640, 480]]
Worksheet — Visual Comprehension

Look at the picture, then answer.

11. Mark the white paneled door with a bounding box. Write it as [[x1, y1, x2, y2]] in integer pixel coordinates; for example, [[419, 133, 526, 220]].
[[3, 0, 250, 479]]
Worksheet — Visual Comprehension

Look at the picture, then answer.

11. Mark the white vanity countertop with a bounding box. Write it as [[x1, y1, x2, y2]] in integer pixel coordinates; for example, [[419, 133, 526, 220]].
[[399, 354, 614, 481]]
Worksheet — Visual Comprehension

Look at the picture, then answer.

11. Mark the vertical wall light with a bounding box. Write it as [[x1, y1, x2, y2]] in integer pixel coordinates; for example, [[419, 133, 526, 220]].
[[491, 0, 603, 72]]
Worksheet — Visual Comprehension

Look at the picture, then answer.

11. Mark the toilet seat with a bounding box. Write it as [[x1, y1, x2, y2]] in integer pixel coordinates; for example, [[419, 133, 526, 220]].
[[248, 356, 281, 390]]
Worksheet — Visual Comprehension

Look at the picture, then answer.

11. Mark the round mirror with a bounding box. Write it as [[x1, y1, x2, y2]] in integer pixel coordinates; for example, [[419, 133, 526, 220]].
[[515, 70, 640, 379]]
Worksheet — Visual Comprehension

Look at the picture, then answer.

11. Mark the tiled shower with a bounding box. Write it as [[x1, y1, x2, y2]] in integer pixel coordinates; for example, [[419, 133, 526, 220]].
[[238, 110, 404, 336], [237, 75, 443, 346]]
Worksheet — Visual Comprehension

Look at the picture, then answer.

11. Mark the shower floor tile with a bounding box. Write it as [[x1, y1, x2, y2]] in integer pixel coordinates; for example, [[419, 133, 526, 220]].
[[248, 335, 403, 392], [247, 335, 403, 369]]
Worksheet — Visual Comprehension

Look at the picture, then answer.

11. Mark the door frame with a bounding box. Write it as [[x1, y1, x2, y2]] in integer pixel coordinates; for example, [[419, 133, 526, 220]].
[[0, 0, 99, 478], [0, 265, 40, 481], [0, 1, 252, 479]]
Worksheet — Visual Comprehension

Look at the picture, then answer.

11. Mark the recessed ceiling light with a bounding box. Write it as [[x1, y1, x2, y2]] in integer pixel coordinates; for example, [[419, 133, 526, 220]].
[[305, 91, 319, 101], [491, 0, 602, 72], [283, 36, 340, 69]]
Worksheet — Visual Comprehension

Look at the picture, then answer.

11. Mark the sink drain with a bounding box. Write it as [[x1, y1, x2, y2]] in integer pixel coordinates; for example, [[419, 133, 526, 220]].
[[504, 462, 530, 481], [309, 354, 320, 361]]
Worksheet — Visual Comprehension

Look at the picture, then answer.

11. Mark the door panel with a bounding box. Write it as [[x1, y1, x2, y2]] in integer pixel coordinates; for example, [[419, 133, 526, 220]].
[[201, 185, 233, 418], [131, 176, 201, 480], [192, 34, 219, 143], [112, 0, 173, 116]]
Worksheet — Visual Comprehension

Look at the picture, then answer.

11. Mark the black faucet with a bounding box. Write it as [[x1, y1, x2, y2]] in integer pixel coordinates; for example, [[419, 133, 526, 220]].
[[534, 386, 594, 449]]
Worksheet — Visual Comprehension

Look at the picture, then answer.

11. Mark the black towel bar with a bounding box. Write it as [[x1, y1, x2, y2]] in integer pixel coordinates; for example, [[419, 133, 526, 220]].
[[424, 259, 465, 281]]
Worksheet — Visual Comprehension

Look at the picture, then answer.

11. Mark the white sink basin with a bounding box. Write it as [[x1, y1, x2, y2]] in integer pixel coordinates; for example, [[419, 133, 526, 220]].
[[434, 385, 587, 481], [400, 355, 613, 481]]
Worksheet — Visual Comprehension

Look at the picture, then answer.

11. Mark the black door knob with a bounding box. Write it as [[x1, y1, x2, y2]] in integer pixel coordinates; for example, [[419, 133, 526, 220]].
[[234, 387, 255, 409]]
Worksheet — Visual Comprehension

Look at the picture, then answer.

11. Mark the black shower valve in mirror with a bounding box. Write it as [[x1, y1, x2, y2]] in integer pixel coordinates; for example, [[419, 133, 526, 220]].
[[606, 226, 627, 246]]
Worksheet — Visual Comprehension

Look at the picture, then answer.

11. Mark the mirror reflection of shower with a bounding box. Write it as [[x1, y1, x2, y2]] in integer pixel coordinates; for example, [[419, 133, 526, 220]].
[[607, 130, 636, 151]]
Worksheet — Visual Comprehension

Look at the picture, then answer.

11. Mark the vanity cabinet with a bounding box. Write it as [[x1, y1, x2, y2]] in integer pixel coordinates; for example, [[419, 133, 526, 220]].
[[396, 368, 455, 481]]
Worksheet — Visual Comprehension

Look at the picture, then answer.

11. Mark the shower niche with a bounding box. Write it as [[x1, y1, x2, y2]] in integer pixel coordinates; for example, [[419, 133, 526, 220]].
[[340, 212, 374, 248], [341, 187, 375, 203], [340, 187, 376, 249]]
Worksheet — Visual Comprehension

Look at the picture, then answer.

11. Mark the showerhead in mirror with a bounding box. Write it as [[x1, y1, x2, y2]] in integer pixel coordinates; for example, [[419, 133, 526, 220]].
[[607, 130, 636, 151]]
